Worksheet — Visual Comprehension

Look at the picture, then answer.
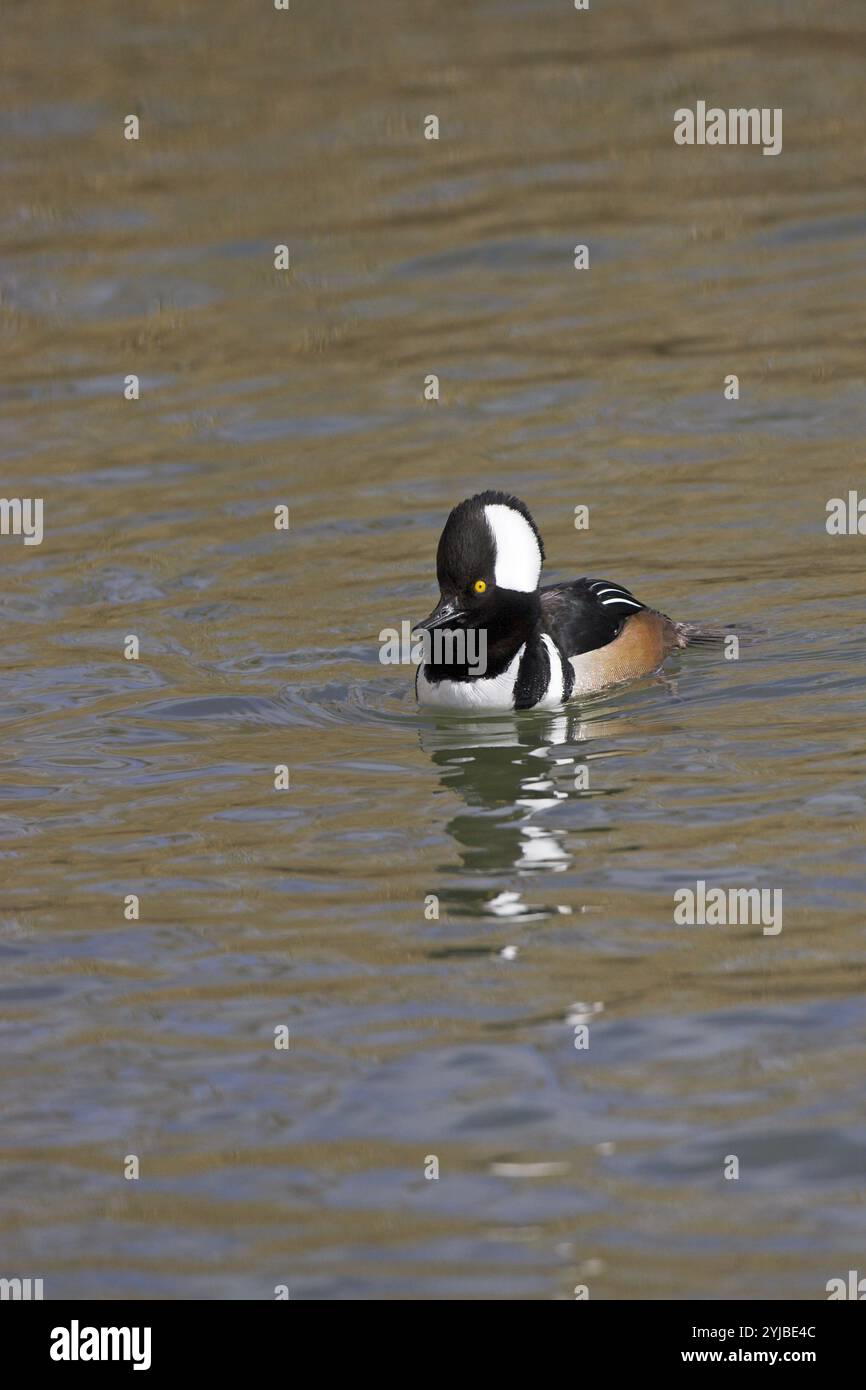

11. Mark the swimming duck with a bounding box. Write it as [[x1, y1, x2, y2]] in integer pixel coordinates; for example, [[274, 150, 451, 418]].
[[414, 490, 715, 710]]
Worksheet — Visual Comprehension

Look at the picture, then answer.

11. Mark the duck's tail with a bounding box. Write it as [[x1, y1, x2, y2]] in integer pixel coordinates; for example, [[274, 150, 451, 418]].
[[673, 621, 731, 649]]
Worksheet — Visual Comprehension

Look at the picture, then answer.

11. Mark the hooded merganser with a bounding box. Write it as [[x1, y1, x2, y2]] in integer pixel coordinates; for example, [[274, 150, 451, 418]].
[[414, 490, 716, 711]]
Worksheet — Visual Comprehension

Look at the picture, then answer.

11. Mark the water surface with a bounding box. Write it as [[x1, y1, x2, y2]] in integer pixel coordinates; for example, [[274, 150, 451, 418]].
[[1, 0, 865, 1299]]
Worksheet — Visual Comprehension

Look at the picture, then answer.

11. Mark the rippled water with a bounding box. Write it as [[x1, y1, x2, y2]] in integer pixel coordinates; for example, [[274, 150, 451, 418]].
[[2, 0, 865, 1300]]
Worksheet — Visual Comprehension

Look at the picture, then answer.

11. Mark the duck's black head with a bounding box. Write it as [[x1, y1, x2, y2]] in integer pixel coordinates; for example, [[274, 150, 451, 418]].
[[415, 492, 545, 659]]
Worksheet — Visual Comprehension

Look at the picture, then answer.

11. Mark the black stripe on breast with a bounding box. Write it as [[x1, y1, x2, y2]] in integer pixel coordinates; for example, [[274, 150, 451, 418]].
[[559, 644, 575, 701], [513, 637, 551, 710]]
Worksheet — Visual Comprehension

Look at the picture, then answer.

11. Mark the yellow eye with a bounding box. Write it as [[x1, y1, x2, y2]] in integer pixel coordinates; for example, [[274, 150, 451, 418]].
[[473, 579, 487, 594]]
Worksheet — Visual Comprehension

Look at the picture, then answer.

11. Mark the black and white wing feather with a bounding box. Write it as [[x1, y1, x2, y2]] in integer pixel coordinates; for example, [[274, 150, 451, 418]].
[[540, 578, 646, 658]]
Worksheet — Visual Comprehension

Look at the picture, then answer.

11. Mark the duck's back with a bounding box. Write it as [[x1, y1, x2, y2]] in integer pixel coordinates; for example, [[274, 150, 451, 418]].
[[540, 578, 646, 658]]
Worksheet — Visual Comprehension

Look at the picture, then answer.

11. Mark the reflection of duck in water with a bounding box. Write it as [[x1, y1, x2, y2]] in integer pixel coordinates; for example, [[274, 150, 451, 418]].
[[419, 709, 619, 923], [415, 491, 719, 711]]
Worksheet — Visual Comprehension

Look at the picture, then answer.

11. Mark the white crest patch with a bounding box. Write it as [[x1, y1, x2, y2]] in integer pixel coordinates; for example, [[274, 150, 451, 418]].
[[484, 504, 542, 593]]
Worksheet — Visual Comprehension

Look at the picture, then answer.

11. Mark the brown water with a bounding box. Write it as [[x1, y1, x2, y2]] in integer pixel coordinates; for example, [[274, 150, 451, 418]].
[[2, 0, 865, 1300]]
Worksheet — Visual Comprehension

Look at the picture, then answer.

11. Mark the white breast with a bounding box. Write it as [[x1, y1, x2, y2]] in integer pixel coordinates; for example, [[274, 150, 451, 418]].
[[417, 645, 525, 711], [536, 635, 566, 709]]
